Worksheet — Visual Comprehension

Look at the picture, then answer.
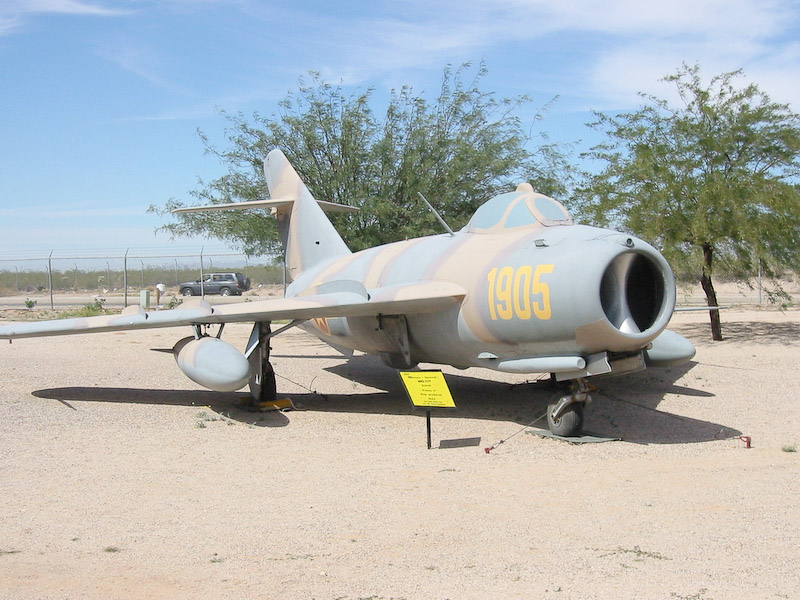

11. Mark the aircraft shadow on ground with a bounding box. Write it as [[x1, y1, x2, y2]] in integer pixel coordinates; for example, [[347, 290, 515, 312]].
[[32, 387, 291, 428], [33, 354, 740, 444], [313, 355, 740, 445]]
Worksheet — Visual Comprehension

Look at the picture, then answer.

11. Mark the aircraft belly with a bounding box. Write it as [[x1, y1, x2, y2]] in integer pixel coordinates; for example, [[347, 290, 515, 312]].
[[405, 310, 465, 365], [302, 315, 409, 356]]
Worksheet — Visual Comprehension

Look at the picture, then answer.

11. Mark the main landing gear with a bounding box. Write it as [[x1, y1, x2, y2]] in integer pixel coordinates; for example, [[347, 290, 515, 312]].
[[547, 378, 592, 437], [247, 321, 277, 408], [244, 319, 307, 410]]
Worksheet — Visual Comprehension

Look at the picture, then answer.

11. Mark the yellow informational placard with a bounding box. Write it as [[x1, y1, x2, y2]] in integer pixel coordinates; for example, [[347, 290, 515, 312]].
[[399, 370, 456, 409]]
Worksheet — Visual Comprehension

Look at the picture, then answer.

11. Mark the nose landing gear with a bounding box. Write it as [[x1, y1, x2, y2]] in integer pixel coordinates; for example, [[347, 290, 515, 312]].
[[547, 378, 592, 437]]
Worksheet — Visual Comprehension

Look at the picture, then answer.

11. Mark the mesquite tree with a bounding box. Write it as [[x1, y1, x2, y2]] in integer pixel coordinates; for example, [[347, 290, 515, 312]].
[[579, 64, 800, 340]]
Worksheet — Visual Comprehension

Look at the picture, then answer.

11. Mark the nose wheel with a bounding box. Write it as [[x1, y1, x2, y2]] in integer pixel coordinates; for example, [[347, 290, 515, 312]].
[[547, 378, 592, 437]]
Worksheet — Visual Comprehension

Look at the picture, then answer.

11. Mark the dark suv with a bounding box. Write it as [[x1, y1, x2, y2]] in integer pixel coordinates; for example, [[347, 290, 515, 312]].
[[179, 272, 251, 296]]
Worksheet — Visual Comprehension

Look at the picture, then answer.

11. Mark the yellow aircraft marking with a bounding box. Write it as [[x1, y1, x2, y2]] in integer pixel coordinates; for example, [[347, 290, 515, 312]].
[[487, 264, 555, 321], [422, 230, 533, 342]]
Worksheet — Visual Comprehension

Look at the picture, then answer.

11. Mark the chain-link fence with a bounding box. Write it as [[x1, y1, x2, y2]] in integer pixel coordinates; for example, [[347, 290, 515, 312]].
[[674, 271, 800, 306], [2, 250, 797, 308], [0, 250, 285, 307]]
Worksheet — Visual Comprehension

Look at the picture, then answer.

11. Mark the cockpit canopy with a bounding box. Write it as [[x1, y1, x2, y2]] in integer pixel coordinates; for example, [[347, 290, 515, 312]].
[[465, 183, 573, 233]]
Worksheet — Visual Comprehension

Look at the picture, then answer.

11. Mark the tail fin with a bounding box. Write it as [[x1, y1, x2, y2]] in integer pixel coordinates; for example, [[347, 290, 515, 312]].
[[264, 149, 352, 279], [172, 149, 354, 280]]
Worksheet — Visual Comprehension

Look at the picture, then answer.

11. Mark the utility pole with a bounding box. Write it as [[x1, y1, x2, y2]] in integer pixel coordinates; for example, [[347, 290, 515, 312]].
[[48, 251, 54, 310], [123, 249, 129, 308]]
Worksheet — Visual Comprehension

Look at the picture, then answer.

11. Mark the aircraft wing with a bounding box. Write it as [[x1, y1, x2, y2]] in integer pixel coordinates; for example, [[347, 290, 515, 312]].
[[0, 281, 466, 340]]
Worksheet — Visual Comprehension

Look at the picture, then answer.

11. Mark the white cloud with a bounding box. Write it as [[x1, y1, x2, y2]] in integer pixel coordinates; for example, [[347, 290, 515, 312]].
[[503, 0, 791, 38], [93, 38, 181, 91], [0, 0, 129, 35], [0, 15, 21, 35], [319, 0, 800, 110], [582, 28, 800, 110], [7, 0, 128, 16]]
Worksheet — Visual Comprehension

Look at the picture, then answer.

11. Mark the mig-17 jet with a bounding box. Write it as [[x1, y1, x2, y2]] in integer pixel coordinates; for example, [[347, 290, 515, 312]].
[[0, 149, 695, 437]]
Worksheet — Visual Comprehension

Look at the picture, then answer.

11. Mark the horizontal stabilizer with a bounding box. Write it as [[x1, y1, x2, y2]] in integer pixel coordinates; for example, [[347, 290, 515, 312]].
[[171, 198, 358, 214]]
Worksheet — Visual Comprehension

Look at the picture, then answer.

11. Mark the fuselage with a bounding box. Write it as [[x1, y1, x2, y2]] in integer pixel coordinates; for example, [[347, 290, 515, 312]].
[[287, 221, 676, 373]]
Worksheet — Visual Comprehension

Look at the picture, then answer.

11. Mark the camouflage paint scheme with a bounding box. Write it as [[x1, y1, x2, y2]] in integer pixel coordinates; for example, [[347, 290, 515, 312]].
[[0, 149, 695, 433]]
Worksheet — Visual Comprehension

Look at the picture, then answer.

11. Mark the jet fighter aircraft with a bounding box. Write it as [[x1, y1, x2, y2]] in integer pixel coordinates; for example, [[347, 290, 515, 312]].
[[0, 149, 695, 437]]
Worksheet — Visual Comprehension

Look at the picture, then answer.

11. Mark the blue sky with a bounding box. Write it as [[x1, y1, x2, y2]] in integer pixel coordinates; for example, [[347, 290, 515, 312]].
[[2, 0, 800, 266]]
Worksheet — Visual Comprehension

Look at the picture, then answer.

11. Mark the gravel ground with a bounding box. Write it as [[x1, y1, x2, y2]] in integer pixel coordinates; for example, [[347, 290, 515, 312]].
[[1, 308, 798, 600]]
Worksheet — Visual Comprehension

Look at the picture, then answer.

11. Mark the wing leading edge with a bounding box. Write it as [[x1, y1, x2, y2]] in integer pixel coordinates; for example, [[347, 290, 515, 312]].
[[0, 281, 466, 340]]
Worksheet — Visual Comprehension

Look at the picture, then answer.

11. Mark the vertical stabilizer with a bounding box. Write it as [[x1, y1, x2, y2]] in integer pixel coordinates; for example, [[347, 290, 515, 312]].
[[264, 149, 351, 279]]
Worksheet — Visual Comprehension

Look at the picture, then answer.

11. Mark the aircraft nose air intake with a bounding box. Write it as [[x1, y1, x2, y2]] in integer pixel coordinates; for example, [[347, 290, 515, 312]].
[[600, 251, 667, 335]]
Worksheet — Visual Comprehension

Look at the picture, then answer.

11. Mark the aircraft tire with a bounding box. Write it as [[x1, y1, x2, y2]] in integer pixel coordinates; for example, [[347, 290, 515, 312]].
[[547, 402, 584, 437]]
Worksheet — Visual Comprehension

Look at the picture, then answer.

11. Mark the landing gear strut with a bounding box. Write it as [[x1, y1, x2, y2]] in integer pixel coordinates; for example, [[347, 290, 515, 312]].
[[547, 378, 592, 437], [247, 321, 277, 406]]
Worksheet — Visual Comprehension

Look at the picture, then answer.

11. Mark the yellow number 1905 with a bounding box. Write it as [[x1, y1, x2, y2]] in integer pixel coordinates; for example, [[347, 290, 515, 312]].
[[487, 264, 554, 321]]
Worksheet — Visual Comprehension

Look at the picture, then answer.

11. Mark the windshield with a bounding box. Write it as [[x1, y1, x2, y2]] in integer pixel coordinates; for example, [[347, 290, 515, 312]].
[[466, 186, 573, 233]]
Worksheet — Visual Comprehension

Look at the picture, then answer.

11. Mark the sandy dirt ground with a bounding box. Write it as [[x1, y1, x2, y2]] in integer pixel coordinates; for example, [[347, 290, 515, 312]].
[[1, 308, 798, 600]]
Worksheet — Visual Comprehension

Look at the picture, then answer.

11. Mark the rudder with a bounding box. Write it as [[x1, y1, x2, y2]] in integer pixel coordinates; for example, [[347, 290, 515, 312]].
[[264, 149, 352, 279]]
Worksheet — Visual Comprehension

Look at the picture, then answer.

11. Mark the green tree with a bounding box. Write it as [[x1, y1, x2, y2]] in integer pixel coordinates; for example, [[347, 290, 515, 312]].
[[578, 63, 800, 340], [150, 63, 571, 255]]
